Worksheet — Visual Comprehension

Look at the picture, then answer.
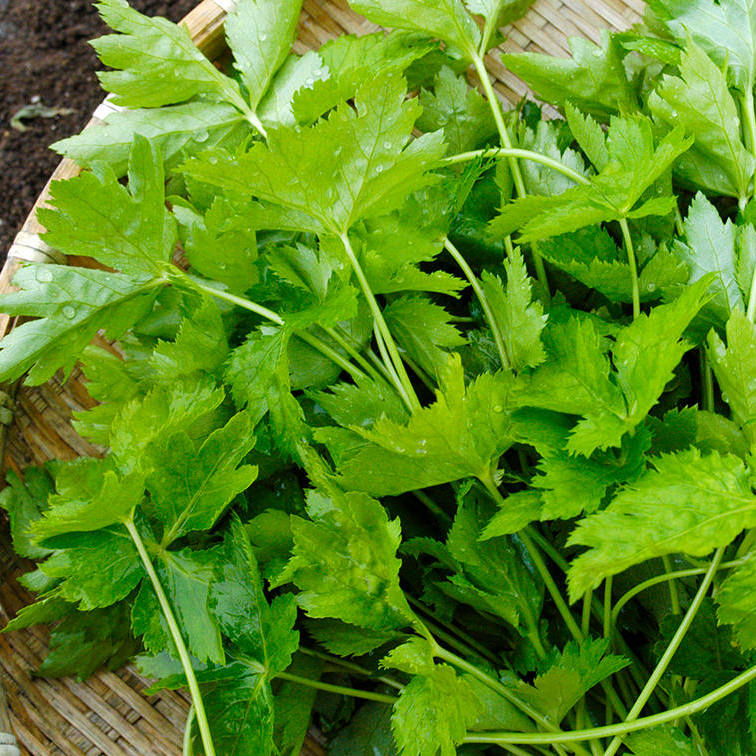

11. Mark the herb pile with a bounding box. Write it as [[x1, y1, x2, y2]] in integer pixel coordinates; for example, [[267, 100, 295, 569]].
[[1, 0, 756, 753]]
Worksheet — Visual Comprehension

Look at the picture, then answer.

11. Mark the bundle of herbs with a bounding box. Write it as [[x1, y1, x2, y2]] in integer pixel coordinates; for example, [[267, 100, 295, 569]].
[[1, 0, 755, 753]]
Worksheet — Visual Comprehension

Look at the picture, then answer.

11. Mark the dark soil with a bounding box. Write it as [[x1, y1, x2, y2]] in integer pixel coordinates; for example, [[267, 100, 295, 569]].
[[0, 0, 198, 258]]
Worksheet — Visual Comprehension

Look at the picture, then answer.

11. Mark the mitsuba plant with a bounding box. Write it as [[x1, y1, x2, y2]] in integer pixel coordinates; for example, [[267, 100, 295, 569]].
[[0, 0, 755, 753]]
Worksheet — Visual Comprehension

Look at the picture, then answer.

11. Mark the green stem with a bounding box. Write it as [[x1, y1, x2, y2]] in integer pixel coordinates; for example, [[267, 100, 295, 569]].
[[125, 518, 216, 756], [276, 671, 398, 705], [581, 590, 592, 637], [444, 237, 510, 370], [603, 548, 724, 756], [469, 54, 549, 297], [413, 490, 452, 527], [183, 705, 195, 756], [747, 264, 756, 323], [741, 87, 756, 190], [619, 219, 640, 320], [321, 325, 385, 384], [463, 663, 756, 745], [661, 555, 681, 615], [339, 232, 421, 411], [191, 279, 366, 383], [298, 647, 404, 691], [443, 149, 590, 187], [434, 645, 586, 756], [700, 348, 715, 412], [407, 595, 500, 665], [610, 558, 746, 627]]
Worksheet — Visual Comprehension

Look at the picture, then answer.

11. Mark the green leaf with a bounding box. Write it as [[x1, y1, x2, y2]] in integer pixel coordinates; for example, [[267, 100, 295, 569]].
[[173, 196, 258, 295], [481, 490, 543, 537], [329, 702, 398, 756], [30, 467, 143, 542], [273, 653, 324, 756], [646, 0, 756, 91], [718, 552, 756, 651], [445, 488, 543, 632], [391, 664, 482, 756], [39, 528, 142, 610], [213, 517, 299, 674], [224, 0, 303, 111], [565, 103, 608, 171], [417, 67, 496, 153], [491, 116, 691, 242], [675, 193, 742, 323], [37, 602, 138, 681], [109, 375, 225, 474], [349, 0, 481, 58], [359, 212, 466, 298], [313, 376, 409, 429], [93, 0, 248, 112], [150, 300, 229, 381], [147, 412, 257, 545], [275, 483, 414, 632], [0, 265, 160, 385], [521, 282, 707, 455], [40, 136, 176, 276], [53, 102, 247, 175], [481, 248, 547, 371], [649, 40, 755, 199], [568, 449, 756, 600], [505, 638, 629, 722], [0, 467, 54, 559], [708, 309, 756, 445], [326, 355, 521, 495], [384, 295, 467, 378], [291, 31, 436, 125], [502, 32, 636, 118], [184, 72, 445, 235], [534, 431, 648, 520], [627, 726, 699, 755]]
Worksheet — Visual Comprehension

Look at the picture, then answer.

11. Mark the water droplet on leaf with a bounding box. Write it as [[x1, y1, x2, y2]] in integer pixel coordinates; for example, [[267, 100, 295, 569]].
[[36, 268, 53, 283], [195, 129, 209, 143], [62, 305, 76, 319]]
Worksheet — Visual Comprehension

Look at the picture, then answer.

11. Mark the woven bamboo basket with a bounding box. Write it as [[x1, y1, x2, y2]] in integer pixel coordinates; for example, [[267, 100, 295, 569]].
[[0, 0, 642, 753]]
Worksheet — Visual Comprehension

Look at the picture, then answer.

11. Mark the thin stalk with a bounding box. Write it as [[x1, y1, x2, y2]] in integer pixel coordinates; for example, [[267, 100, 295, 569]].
[[298, 647, 404, 691], [407, 595, 500, 666], [276, 672, 398, 705], [443, 149, 590, 187], [661, 555, 681, 615], [469, 55, 549, 296], [413, 490, 452, 526], [747, 264, 756, 323], [462, 663, 756, 745], [483, 479, 582, 643], [125, 518, 215, 756], [191, 279, 366, 382], [183, 705, 195, 756], [320, 325, 385, 384], [603, 548, 724, 756], [741, 87, 756, 188], [674, 204, 685, 237], [581, 590, 593, 637], [444, 237, 510, 369], [340, 232, 421, 411], [611, 558, 747, 627], [700, 348, 715, 412], [434, 645, 588, 756], [603, 577, 613, 644], [619, 219, 640, 319]]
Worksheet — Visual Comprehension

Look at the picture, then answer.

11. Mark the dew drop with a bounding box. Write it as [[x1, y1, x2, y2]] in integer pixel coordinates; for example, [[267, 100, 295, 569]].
[[260, 33, 268, 41], [194, 129, 209, 143], [394, 445, 406, 453], [647, 282, 656, 292], [493, 404, 504, 413], [62, 305, 76, 319], [208, 156, 219, 165], [36, 268, 53, 283], [383, 140, 392, 149], [376, 165, 384, 173]]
